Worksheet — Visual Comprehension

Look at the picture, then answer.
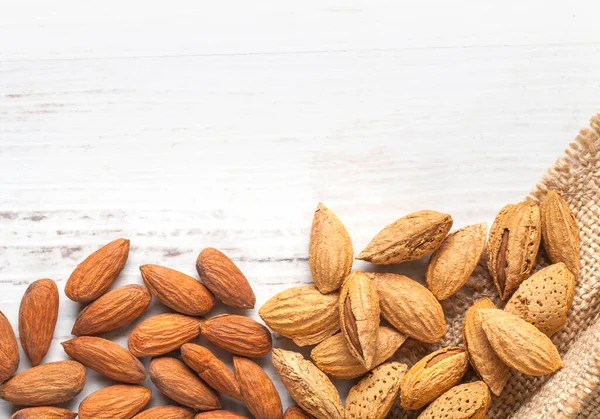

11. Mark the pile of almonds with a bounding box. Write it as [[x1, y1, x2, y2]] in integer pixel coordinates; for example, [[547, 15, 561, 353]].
[[259, 191, 579, 418]]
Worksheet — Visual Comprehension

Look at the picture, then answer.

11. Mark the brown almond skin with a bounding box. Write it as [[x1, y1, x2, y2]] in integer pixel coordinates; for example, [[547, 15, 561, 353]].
[[196, 247, 256, 308], [133, 406, 195, 419], [129, 313, 204, 357], [65, 238, 130, 303], [140, 264, 215, 316], [234, 356, 283, 419], [201, 314, 272, 357], [0, 360, 86, 406], [181, 343, 243, 400], [62, 336, 146, 383], [72, 284, 151, 336], [19, 279, 59, 366], [11, 407, 77, 419], [149, 357, 220, 411], [0, 311, 19, 384], [283, 406, 315, 419], [195, 412, 249, 419], [78, 384, 151, 419]]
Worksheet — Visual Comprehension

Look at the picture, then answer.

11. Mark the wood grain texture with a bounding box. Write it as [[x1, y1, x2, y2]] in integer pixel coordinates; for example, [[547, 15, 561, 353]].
[[1, 0, 599, 416]]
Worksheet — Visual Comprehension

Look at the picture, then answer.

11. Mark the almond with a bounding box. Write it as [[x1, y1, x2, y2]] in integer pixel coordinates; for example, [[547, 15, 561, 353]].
[[133, 406, 195, 419], [258, 285, 340, 347], [62, 336, 146, 383], [272, 349, 343, 419], [345, 362, 407, 419], [356, 210, 453, 264], [426, 223, 487, 300], [72, 284, 151, 336], [149, 357, 220, 411], [310, 327, 407, 379], [18, 279, 59, 366], [540, 190, 580, 278], [140, 264, 215, 316], [417, 381, 491, 419], [283, 406, 315, 419], [400, 346, 468, 410], [487, 202, 541, 300], [11, 407, 77, 419], [201, 314, 272, 357], [78, 384, 151, 419], [195, 412, 249, 419], [65, 238, 130, 303], [374, 273, 446, 343], [0, 310, 19, 384], [309, 203, 354, 293], [181, 343, 243, 401], [0, 360, 85, 406], [505, 263, 575, 336], [339, 271, 379, 368], [196, 247, 256, 308], [128, 313, 203, 357], [233, 356, 283, 419], [462, 298, 510, 396], [479, 308, 563, 376]]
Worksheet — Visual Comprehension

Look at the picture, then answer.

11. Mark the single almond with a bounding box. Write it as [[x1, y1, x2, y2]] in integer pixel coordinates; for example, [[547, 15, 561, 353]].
[[133, 406, 195, 419], [356, 210, 453, 264], [345, 362, 408, 419], [311, 327, 407, 379], [479, 308, 563, 376], [373, 273, 446, 343], [140, 264, 215, 316], [149, 357, 220, 411], [272, 349, 344, 419], [0, 310, 19, 384], [309, 203, 354, 293], [195, 412, 249, 419], [18, 279, 59, 366], [505, 263, 575, 336], [258, 285, 340, 346], [462, 298, 510, 396], [400, 347, 468, 410], [201, 314, 272, 357], [540, 190, 580, 278], [196, 247, 256, 308], [62, 336, 146, 383], [426, 223, 487, 300], [283, 406, 315, 419], [78, 384, 151, 419], [233, 356, 283, 419], [487, 202, 541, 300], [72, 284, 151, 336], [65, 238, 130, 303], [417, 381, 491, 419], [339, 271, 379, 368], [11, 407, 77, 419], [128, 313, 203, 357], [181, 343, 243, 401], [0, 360, 86, 406]]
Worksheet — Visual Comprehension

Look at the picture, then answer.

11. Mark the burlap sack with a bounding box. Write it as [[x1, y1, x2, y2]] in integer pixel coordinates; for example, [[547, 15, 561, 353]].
[[388, 114, 600, 418]]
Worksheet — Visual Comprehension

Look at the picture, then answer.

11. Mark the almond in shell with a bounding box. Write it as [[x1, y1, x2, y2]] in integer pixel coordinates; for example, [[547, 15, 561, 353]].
[[196, 247, 256, 309], [65, 238, 130, 303], [418, 381, 491, 419], [72, 284, 151, 336], [374, 273, 446, 343], [309, 203, 354, 293], [400, 347, 468, 410], [201, 314, 272, 357], [258, 285, 340, 347], [462, 298, 510, 396], [133, 406, 195, 419], [78, 384, 151, 419], [149, 357, 220, 411], [128, 313, 203, 357], [272, 349, 343, 419], [356, 210, 453, 264], [11, 407, 77, 419], [233, 356, 283, 419], [426, 223, 487, 300], [0, 311, 19, 384], [479, 308, 563, 376], [0, 360, 86, 406]]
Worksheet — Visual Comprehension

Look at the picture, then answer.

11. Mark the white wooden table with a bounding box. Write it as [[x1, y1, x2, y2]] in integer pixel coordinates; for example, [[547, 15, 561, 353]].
[[1, 1, 599, 416]]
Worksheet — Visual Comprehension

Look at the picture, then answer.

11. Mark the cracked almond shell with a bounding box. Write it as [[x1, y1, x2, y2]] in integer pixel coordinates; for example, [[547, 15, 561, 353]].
[[418, 381, 491, 419]]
